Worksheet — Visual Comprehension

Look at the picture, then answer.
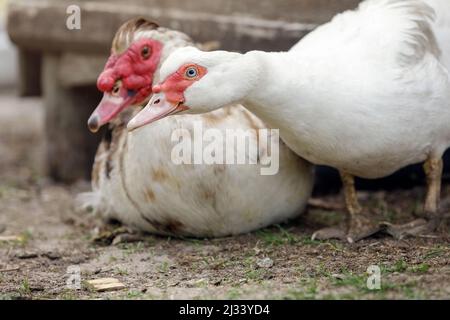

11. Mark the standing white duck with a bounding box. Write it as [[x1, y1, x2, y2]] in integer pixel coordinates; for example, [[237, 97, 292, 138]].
[[79, 18, 314, 237], [129, 0, 450, 242]]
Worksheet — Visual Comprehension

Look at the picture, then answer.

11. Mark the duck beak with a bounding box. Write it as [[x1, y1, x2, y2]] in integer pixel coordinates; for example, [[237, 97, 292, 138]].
[[88, 86, 134, 133], [127, 92, 189, 132]]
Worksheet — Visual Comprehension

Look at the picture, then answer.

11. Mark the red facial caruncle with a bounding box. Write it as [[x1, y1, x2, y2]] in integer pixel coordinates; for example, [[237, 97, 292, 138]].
[[127, 63, 207, 131], [87, 38, 163, 132], [153, 63, 207, 105]]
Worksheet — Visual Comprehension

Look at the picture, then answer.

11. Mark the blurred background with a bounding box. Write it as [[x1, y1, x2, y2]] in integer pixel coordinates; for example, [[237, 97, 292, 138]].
[[0, 0, 16, 87], [2, 0, 448, 192]]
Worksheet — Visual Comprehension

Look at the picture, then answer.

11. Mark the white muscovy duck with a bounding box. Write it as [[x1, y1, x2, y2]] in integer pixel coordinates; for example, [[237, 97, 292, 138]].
[[79, 18, 314, 237], [129, 0, 450, 241]]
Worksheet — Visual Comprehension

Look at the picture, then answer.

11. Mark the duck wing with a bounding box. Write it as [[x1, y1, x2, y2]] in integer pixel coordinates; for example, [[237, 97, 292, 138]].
[[291, 0, 440, 70]]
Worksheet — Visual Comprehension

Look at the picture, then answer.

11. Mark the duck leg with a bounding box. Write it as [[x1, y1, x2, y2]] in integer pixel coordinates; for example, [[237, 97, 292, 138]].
[[341, 172, 382, 243], [311, 171, 382, 243], [383, 157, 443, 239]]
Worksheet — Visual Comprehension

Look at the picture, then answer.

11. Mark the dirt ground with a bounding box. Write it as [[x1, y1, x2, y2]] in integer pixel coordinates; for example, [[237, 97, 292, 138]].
[[0, 90, 449, 300]]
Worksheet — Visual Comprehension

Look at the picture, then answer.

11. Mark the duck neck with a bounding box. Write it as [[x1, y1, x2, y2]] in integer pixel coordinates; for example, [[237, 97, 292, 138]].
[[242, 50, 310, 132]]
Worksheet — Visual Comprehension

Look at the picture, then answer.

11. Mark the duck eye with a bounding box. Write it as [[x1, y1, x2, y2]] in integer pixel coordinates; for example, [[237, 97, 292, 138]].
[[185, 67, 198, 79], [112, 84, 120, 95], [111, 80, 122, 96], [141, 46, 151, 59]]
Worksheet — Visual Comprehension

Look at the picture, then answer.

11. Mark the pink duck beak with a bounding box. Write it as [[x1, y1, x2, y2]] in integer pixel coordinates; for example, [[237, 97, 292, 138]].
[[87, 84, 133, 133], [127, 92, 189, 132]]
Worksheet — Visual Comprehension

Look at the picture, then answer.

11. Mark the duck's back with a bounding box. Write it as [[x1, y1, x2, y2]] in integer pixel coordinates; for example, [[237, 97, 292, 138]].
[[292, 0, 439, 67]]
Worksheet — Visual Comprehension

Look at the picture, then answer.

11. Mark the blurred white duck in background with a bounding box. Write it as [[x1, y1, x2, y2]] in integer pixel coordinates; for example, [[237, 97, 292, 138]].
[[129, 0, 450, 242], [79, 18, 314, 237]]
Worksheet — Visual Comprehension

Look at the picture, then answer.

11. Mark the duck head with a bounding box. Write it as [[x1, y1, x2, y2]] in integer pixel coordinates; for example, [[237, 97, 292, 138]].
[[87, 18, 193, 132]]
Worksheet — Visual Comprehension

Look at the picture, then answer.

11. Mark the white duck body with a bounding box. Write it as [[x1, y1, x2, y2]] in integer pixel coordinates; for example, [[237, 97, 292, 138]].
[[84, 29, 314, 237], [227, 0, 450, 179], [89, 107, 313, 237], [120, 106, 312, 236]]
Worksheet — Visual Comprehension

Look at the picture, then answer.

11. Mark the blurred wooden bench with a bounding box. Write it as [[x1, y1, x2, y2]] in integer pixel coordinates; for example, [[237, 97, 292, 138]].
[[7, 0, 361, 182]]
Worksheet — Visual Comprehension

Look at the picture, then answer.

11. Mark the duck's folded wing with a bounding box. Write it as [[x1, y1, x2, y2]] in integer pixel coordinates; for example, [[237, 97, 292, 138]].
[[292, 0, 440, 70]]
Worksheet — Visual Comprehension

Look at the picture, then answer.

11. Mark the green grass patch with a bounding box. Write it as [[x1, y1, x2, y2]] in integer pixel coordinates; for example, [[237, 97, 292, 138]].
[[422, 246, 448, 260], [282, 279, 318, 300], [410, 263, 430, 273], [381, 259, 430, 274], [256, 225, 322, 246], [19, 278, 31, 295]]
